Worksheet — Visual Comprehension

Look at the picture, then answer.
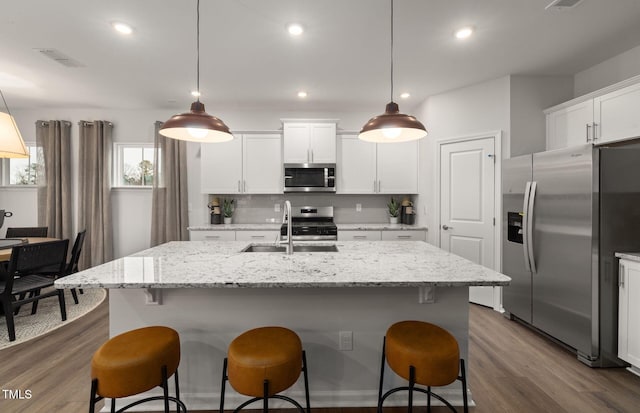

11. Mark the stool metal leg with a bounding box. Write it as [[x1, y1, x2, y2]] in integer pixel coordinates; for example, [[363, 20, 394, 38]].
[[302, 350, 311, 413], [111, 397, 116, 413], [377, 337, 386, 413], [162, 365, 170, 413], [262, 380, 269, 413], [220, 358, 228, 413], [460, 359, 468, 413], [408, 365, 415, 413], [175, 369, 181, 413]]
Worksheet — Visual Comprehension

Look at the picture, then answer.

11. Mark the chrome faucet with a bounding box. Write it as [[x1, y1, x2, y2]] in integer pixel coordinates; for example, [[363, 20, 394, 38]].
[[280, 200, 293, 254]]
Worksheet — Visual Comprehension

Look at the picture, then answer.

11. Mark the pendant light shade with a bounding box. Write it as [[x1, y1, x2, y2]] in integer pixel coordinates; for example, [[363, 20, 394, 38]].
[[0, 90, 28, 158], [359, 0, 427, 143], [159, 0, 233, 143]]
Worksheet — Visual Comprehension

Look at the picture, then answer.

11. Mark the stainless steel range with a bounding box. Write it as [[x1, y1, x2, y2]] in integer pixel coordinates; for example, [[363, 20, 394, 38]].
[[280, 206, 337, 241]]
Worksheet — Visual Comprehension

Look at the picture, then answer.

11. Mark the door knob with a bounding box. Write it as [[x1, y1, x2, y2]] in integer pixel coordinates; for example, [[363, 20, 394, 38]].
[[442, 224, 453, 230]]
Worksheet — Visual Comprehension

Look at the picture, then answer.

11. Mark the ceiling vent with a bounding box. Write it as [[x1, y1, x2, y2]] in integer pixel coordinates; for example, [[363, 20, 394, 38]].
[[545, 0, 585, 10], [34, 48, 85, 68]]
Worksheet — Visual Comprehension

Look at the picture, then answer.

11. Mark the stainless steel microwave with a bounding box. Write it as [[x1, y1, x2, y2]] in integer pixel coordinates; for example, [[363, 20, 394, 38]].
[[284, 163, 336, 192]]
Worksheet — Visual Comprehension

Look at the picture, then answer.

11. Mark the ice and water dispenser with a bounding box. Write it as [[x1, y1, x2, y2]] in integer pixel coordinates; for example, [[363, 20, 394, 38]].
[[507, 212, 524, 244]]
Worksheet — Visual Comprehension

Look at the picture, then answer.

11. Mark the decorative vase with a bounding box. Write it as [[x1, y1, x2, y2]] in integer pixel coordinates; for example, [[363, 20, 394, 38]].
[[389, 216, 399, 224], [224, 217, 232, 224]]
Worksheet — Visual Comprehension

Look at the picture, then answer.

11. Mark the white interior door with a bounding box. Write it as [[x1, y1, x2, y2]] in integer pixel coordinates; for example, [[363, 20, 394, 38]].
[[440, 137, 496, 307]]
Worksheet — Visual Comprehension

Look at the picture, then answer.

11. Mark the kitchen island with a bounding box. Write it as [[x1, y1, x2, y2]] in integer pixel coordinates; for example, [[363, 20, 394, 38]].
[[57, 241, 509, 411]]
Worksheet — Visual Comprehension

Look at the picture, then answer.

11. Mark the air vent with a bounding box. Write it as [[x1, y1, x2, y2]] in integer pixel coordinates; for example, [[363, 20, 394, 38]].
[[545, 0, 584, 10], [34, 48, 85, 68]]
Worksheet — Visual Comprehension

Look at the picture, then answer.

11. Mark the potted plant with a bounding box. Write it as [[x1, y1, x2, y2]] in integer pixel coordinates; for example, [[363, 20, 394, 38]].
[[387, 197, 400, 224], [222, 198, 235, 224]]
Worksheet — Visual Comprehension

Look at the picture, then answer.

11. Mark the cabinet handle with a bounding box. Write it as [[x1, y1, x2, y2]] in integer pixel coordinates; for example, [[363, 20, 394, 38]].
[[243, 180, 246, 192], [592, 122, 598, 141], [354, 235, 367, 239], [378, 180, 381, 192], [397, 235, 412, 239], [251, 235, 265, 239], [205, 235, 221, 239], [373, 180, 377, 192], [311, 149, 314, 163], [237, 180, 241, 192], [586, 123, 591, 142], [307, 149, 311, 162], [620, 263, 625, 287]]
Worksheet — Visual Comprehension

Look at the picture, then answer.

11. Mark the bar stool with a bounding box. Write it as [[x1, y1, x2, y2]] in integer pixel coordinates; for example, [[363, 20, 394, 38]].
[[220, 326, 310, 413], [378, 320, 468, 413], [89, 326, 187, 413]]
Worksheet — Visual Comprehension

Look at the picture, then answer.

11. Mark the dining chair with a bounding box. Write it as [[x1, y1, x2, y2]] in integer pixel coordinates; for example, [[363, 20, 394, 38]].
[[0, 239, 69, 342], [5, 226, 48, 238]]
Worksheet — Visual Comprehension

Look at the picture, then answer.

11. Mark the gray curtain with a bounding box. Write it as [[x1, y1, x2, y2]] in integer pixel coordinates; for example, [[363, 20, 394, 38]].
[[150, 121, 189, 246], [35, 120, 72, 241], [78, 120, 114, 269]]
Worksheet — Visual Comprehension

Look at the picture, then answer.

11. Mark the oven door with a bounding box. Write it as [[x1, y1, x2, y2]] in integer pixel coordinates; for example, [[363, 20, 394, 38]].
[[284, 164, 336, 192]]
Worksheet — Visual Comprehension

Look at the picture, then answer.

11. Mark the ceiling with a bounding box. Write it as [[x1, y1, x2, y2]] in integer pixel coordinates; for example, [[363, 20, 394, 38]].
[[2, 0, 640, 113]]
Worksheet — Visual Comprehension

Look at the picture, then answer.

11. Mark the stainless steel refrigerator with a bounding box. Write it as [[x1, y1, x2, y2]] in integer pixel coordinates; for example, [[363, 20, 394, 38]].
[[503, 143, 640, 367]]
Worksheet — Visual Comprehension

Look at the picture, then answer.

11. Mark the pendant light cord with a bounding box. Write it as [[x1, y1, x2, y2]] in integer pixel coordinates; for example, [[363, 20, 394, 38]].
[[196, 0, 200, 102], [0, 89, 13, 118], [390, 0, 394, 103]]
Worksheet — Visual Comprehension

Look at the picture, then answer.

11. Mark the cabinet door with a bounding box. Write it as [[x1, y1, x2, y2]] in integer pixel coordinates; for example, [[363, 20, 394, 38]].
[[244, 134, 282, 193], [381, 230, 426, 241], [377, 141, 418, 194], [338, 230, 381, 241], [545, 101, 594, 150], [619, 260, 640, 367], [338, 135, 377, 194], [190, 230, 236, 241], [594, 82, 640, 145], [310, 123, 337, 163], [283, 123, 310, 163], [200, 138, 242, 193]]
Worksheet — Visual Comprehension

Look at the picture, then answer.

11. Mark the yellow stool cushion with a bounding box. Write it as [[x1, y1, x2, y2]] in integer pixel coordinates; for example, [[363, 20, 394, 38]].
[[91, 326, 181, 398], [385, 320, 459, 387], [228, 326, 302, 397]]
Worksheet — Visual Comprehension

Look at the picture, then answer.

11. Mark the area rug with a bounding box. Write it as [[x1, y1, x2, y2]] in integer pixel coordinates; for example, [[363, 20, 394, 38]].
[[0, 287, 106, 349]]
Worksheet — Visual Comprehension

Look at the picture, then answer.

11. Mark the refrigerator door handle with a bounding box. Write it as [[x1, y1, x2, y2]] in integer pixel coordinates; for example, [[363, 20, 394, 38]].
[[522, 181, 532, 272], [527, 181, 538, 273]]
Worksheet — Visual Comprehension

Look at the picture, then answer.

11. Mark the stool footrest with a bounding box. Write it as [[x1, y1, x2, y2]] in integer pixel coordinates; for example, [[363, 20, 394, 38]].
[[111, 395, 188, 413]]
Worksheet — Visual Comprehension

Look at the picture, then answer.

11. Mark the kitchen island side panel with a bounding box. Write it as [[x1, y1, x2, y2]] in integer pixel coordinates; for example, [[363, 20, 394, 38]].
[[108, 286, 470, 410]]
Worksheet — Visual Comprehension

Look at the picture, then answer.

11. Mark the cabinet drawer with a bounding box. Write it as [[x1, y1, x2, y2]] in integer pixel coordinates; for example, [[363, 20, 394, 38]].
[[190, 231, 235, 241], [381, 230, 426, 241], [338, 230, 381, 241], [235, 231, 280, 242]]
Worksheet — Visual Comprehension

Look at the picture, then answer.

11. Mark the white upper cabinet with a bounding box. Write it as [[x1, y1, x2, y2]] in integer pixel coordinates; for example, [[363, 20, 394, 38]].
[[546, 76, 640, 150], [594, 82, 640, 145], [338, 135, 377, 193], [377, 141, 419, 194], [201, 134, 282, 194], [337, 135, 418, 194], [283, 121, 337, 164], [546, 100, 594, 150], [201, 136, 243, 194], [243, 134, 282, 193]]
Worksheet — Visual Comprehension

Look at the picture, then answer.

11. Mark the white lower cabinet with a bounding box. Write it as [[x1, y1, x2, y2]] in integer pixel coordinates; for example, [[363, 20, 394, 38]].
[[338, 230, 382, 241], [380, 230, 426, 241], [235, 231, 280, 242], [618, 258, 640, 373], [189, 231, 236, 241]]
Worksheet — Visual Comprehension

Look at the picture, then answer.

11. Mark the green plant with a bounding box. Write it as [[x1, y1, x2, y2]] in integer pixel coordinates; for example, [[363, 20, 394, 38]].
[[222, 198, 235, 218], [387, 197, 400, 217]]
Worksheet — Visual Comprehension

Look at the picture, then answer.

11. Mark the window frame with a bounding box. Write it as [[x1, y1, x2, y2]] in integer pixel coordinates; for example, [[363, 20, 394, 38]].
[[112, 143, 156, 188], [1, 141, 40, 187]]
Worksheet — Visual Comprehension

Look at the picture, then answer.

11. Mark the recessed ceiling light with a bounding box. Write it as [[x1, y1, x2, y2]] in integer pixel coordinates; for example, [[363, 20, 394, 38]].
[[400, 92, 411, 99], [191, 90, 201, 97], [287, 23, 304, 36], [112, 22, 133, 35], [297, 91, 308, 98], [455, 26, 473, 39]]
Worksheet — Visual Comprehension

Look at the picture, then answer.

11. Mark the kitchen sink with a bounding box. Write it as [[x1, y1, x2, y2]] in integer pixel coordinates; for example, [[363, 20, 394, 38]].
[[241, 244, 339, 253]]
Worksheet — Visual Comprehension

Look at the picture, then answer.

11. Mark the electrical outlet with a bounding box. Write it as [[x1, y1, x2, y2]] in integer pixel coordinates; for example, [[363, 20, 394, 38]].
[[339, 331, 353, 351], [356, 203, 362, 212], [274, 203, 280, 212]]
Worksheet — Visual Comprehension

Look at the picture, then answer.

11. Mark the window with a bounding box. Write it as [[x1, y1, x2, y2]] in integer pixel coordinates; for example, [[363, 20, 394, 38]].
[[2, 144, 42, 186], [114, 144, 155, 187]]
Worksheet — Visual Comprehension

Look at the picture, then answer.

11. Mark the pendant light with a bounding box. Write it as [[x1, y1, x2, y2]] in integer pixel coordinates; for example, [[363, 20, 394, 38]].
[[0, 89, 29, 158], [160, 0, 233, 142], [359, 0, 427, 143]]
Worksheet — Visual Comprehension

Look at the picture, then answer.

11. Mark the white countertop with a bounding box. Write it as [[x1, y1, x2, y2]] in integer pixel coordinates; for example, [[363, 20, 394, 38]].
[[56, 241, 509, 289], [615, 252, 640, 262], [187, 223, 427, 231]]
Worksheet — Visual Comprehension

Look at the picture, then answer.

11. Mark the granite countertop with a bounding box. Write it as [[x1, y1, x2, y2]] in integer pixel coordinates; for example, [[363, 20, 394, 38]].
[[187, 223, 427, 231], [56, 241, 510, 289], [615, 252, 640, 263]]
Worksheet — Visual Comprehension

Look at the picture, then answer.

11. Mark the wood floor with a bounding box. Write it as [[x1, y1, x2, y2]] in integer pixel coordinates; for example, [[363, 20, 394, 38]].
[[2, 300, 640, 413]]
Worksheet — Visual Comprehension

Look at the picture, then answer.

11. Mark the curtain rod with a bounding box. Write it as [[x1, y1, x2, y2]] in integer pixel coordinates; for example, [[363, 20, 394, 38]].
[[78, 120, 113, 126], [36, 120, 72, 127]]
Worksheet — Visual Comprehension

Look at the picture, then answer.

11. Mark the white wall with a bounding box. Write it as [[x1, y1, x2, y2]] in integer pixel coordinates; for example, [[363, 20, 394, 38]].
[[574, 44, 640, 97]]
